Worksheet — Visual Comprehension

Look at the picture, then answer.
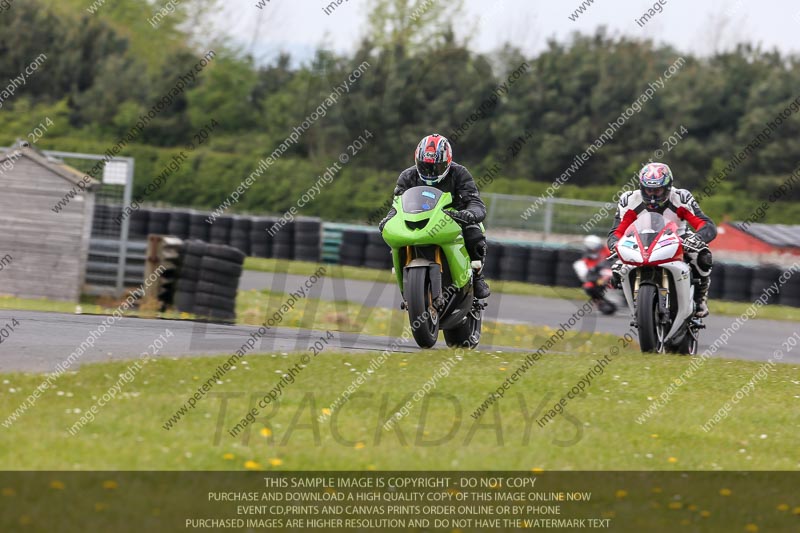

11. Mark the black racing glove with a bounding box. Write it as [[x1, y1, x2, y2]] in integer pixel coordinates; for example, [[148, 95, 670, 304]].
[[445, 209, 477, 225], [378, 208, 396, 232], [683, 232, 708, 253]]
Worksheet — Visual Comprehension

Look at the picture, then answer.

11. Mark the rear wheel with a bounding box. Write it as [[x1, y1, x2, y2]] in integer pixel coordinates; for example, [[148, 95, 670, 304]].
[[406, 267, 439, 348], [443, 304, 482, 349], [636, 285, 663, 353]]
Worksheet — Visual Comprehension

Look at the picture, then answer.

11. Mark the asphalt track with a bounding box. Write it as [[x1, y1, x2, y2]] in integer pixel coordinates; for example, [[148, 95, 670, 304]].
[[0, 271, 797, 373]]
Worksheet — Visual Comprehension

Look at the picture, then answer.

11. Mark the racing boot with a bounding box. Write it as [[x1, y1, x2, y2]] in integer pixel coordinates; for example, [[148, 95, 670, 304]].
[[472, 261, 491, 299], [694, 276, 710, 318]]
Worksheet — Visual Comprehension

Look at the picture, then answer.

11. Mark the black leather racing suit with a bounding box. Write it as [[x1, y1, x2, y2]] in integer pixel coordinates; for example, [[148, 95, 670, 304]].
[[381, 163, 487, 262]]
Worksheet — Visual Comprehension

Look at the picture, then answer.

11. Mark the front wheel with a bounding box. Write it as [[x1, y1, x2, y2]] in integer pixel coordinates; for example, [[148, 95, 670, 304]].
[[406, 267, 439, 348], [443, 304, 482, 349], [636, 284, 664, 353]]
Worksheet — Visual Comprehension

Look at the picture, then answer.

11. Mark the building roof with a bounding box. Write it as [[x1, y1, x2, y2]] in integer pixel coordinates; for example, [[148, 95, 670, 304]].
[[0, 141, 101, 191], [731, 221, 800, 248]]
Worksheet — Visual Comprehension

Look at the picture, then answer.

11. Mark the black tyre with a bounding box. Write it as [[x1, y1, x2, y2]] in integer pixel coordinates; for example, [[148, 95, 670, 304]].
[[188, 222, 210, 242], [555, 248, 583, 287], [483, 242, 503, 280], [499, 245, 528, 282], [636, 284, 662, 353], [341, 230, 368, 247], [196, 280, 238, 300], [750, 265, 781, 304], [181, 253, 202, 270], [173, 291, 195, 312], [295, 244, 320, 262], [231, 216, 252, 234], [175, 279, 197, 293], [168, 211, 191, 238], [147, 211, 171, 235], [273, 243, 293, 259], [273, 222, 295, 245], [195, 292, 236, 311], [200, 256, 244, 278], [526, 247, 558, 285], [178, 266, 200, 282], [199, 268, 240, 288], [722, 264, 753, 302], [250, 242, 270, 258], [709, 263, 725, 300], [443, 307, 482, 349], [405, 267, 439, 348], [184, 240, 208, 258], [205, 244, 246, 264]]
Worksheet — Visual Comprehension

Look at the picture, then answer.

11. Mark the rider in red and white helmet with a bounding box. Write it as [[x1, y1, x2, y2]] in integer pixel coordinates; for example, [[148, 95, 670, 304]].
[[380, 133, 491, 299], [607, 162, 717, 317]]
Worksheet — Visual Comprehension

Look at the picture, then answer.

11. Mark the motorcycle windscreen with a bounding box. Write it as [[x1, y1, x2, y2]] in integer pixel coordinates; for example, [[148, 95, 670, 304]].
[[627, 212, 667, 251], [401, 186, 443, 214]]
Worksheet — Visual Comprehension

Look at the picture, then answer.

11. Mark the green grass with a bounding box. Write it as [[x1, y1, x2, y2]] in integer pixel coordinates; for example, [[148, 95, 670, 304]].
[[1, 344, 798, 471], [244, 257, 800, 321]]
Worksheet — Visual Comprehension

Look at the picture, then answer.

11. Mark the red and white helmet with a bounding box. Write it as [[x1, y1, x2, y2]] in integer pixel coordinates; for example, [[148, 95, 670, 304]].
[[414, 133, 452, 185]]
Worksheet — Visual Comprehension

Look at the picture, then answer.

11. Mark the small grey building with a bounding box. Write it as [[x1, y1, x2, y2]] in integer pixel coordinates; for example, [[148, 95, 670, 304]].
[[0, 142, 99, 301]]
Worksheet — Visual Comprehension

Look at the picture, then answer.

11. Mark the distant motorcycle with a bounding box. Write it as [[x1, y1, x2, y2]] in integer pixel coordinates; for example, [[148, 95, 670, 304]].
[[381, 186, 485, 349], [573, 235, 624, 315], [615, 212, 704, 354]]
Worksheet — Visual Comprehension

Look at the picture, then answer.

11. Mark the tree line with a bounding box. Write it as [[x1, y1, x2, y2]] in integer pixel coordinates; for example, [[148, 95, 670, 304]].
[[0, 0, 798, 226]]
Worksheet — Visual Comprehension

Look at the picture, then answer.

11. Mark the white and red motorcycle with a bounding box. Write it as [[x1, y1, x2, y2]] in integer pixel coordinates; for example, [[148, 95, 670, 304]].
[[615, 212, 704, 354]]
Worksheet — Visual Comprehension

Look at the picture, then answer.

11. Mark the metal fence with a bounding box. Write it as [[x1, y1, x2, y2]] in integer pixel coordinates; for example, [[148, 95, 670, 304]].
[[43, 151, 135, 296], [483, 193, 612, 237]]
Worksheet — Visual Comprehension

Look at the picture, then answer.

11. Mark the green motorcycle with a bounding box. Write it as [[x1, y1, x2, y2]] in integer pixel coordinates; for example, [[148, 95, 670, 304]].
[[381, 185, 485, 349]]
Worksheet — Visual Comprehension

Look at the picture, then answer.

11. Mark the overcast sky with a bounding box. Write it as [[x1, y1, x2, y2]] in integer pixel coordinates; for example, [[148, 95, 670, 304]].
[[211, 0, 800, 65]]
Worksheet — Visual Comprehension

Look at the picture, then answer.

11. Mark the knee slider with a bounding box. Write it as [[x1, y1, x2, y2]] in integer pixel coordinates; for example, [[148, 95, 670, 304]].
[[698, 249, 713, 270]]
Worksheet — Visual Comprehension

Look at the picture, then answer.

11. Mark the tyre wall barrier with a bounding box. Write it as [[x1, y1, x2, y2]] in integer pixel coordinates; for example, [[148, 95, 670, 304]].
[[91, 208, 799, 307]]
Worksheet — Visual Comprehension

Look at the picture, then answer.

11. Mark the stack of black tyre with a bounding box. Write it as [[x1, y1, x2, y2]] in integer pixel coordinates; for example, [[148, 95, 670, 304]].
[[554, 248, 583, 287], [339, 230, 368, 266], [129, 209, 149, 239], [272, 220, 294, 259], [779, 266, 800, 307], [173, 241, 245, 323], [526, 247, 558, 285], [167, 210, 191, 239], [249, 216, 276, 258], [209, 215, 233, 245], [189, 212, 210, 241], [363, 231, 393, 270], [294, 218, 322, 262], [499, 244, 529, 282], [147, 210, 171, 236]]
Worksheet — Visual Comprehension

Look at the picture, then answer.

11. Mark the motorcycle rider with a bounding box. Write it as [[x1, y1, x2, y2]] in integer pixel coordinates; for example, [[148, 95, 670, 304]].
[[574, 235, 617, 315], [379, 133, 491, 299], [607, 162, 717, 317]]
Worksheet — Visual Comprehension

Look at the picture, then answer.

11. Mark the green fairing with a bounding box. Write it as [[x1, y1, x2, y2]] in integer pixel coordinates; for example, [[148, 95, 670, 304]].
[[381, 188, 482, 292]]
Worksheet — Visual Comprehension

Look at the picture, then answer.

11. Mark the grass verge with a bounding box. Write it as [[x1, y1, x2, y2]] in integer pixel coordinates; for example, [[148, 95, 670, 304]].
[[0, 342, 797, 471]]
